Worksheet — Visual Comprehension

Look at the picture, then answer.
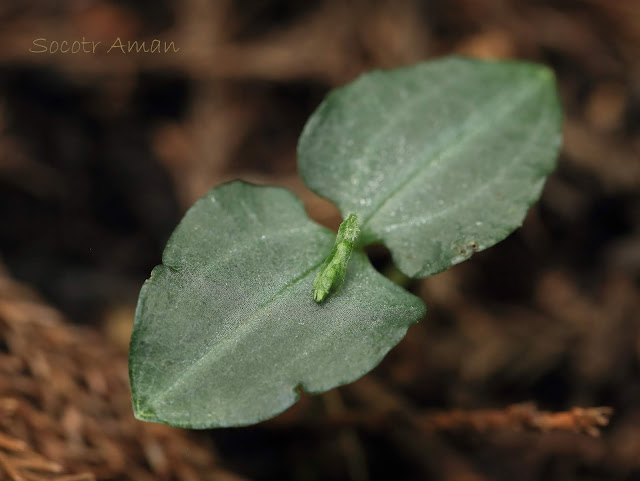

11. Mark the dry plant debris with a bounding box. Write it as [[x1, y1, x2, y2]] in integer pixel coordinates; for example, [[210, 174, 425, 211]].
[[0, 430, 94, 481], [421, 403, 613, 437]]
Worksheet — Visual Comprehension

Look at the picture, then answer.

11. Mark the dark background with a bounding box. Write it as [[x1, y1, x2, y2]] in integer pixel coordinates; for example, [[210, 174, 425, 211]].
[[0, 1, 639, 480]]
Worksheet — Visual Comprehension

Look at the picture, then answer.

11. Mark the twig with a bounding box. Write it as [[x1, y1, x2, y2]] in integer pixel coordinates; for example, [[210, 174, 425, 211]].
[[420, 403, 613, 437]]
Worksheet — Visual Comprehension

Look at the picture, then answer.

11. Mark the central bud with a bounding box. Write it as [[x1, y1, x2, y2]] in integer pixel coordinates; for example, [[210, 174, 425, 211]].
[[312, 213, 360, 302]]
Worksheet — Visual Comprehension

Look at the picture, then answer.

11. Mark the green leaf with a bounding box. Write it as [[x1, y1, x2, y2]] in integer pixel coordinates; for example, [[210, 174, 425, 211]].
[[129, 181, 425, 428], [298, 56, 562, 277]]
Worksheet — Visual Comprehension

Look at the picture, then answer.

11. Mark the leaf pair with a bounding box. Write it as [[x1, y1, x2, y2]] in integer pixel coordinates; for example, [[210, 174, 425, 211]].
[[129, 57, 562, 428]]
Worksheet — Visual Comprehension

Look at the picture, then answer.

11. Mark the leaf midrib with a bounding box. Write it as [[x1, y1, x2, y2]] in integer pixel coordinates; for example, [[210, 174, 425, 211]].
[[359, 77, 546, 233], [148, 257, 325, 406], [381, 89, 552, 236], [302, 60, 473, 210]]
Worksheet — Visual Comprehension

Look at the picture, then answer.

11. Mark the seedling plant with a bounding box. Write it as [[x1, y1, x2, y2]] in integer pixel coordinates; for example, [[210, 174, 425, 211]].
[[128, 56, 562, 428]]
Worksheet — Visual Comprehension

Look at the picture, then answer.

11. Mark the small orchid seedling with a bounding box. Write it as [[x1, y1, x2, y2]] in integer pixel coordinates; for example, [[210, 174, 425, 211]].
[[129, 56, 562, 428]]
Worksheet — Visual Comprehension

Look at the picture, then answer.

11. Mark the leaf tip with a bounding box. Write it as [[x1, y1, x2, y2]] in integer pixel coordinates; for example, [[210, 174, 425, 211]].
[[340, 212, 360, 243], [535, 64, 557, 83], [131, 394, 159, 423], [313, 285, 329, 303]]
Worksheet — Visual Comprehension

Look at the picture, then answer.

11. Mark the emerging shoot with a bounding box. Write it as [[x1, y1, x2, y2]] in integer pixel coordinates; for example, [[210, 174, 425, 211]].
[[312, 213, 360, 302]]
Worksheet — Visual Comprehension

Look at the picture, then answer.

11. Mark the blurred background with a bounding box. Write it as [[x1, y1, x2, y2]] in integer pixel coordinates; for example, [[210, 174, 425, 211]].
[[0, 0, 639, 480]]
